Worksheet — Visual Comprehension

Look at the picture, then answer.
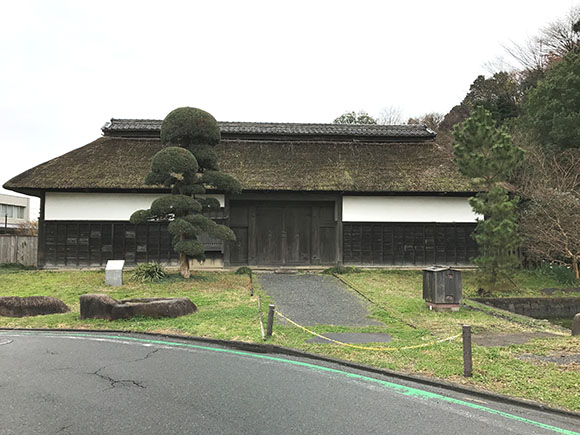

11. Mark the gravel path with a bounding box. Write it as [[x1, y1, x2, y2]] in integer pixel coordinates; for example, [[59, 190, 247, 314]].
[[258, 273, 383, 326]]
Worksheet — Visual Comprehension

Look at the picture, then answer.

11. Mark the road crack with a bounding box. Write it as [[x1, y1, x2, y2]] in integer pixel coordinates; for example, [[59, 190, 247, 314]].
[[55, 423, 73, 433], [88, 347, 159, 391], [91, 366, 146, 391], [133, 348, 159, 362]]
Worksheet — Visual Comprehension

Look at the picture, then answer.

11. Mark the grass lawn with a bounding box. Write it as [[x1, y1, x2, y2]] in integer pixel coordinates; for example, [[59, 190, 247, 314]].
[[1, 266, 579, 411], [267, 270, 579, 411], [461, 268, 580, 298], [0, 266, 259, 341]]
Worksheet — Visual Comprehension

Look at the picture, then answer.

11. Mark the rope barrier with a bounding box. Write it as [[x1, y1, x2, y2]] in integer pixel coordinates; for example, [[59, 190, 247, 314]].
[[332, 273, 421, 330], [274, 310, 461, 351]]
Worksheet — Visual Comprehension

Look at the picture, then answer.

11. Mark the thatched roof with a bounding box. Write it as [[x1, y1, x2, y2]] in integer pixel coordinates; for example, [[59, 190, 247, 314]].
[[4, 139, 471, 197], [219, 139, 469, 192], [4, 120, 471, 196]]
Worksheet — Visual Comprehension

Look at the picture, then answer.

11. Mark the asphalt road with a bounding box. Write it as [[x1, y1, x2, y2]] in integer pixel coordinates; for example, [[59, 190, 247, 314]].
[[0, 331, 578, 435]]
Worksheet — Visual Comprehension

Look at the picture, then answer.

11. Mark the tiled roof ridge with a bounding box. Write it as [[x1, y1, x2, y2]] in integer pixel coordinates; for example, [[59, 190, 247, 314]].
[[102, 118, 435, 138]]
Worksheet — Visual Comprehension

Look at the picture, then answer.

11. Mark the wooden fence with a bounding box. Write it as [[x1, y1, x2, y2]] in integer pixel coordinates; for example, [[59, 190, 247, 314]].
[[0, 235, 38, 266]]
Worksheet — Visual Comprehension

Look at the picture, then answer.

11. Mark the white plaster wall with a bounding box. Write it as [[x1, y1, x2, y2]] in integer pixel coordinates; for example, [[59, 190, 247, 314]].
[[45, 192, 225, 221], [342, 196, 480, 223]]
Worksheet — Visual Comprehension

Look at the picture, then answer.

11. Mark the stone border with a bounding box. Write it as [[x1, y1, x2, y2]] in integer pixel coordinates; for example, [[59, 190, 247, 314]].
[[1, 327, 579, 419], [471, 297, 580, 319]]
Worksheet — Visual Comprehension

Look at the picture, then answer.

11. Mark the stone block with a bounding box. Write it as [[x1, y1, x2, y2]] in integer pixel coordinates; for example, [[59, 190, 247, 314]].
[[80, 294, 118, 320], [105, 260, 124, 287], [0, 296, 69, 317], [111, 298, 197, 320], [80, 294, 197, 321]]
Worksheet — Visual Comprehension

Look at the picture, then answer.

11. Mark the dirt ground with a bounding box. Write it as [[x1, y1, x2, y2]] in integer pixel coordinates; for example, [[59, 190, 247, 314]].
[[473, 332, 562, 347]]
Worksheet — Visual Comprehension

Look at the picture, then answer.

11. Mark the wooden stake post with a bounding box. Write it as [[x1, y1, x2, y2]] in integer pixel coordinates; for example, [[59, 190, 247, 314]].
[[462, 324, 472, 377], [266, 304, 275, 338]]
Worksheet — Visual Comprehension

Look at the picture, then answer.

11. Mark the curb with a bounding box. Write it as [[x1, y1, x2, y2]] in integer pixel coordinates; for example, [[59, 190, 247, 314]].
[[2, 327, 579, 419]]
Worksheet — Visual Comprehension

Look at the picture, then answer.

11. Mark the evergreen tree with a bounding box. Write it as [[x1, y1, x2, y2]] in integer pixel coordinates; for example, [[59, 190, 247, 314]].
[[440, 72, 521, 133], [453, 106, 524, 293], [130, 107, 242, 278], [333, 110, 378, 124], [523, 52, 580, 151]]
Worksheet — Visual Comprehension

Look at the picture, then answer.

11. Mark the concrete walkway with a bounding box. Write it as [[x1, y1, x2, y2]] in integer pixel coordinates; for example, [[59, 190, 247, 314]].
[[258, 273, 383, 327]]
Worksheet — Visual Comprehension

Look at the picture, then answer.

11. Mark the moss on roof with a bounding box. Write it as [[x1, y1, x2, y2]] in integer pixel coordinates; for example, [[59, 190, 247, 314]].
[[3, 136, 472, 195]]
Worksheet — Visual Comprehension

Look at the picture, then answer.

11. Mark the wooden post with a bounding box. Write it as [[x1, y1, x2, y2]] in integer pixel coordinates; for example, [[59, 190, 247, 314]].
[[266, 304, 275, 338], [258, 296, 266, 341], [463, 324, 472, 377]]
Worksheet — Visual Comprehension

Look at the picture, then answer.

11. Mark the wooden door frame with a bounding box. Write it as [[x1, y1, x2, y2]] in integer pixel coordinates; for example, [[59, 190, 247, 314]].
[[225, 196, 340, 266]]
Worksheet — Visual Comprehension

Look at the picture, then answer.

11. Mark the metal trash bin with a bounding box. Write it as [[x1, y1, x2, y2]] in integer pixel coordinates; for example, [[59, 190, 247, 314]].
[[422, 266, 462, 312]]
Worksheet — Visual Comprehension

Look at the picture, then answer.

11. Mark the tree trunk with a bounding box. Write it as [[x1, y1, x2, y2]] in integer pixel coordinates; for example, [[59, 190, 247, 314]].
[[573, 257, 579, 281], [179, 253, 190, 279]]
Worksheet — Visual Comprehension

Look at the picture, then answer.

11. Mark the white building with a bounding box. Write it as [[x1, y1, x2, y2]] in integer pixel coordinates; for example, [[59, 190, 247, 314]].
[[0, 193, 30, 231]]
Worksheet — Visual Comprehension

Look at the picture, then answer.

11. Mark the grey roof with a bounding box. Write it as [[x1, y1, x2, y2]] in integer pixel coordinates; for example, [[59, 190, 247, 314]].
[[102, 119, 435, 140]]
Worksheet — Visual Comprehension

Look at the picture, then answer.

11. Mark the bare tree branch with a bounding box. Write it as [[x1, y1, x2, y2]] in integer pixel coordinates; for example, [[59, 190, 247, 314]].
[[377, 106, 403, 125]]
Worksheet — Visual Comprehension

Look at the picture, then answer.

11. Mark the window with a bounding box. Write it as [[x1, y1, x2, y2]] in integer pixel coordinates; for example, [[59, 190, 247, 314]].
[[0, 204, 25, 219]]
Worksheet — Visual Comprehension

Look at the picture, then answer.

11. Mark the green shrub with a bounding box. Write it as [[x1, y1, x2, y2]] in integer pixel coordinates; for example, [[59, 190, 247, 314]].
[[160, 107, 221, 146], [131, 263, 168, 282], [533, 262, 576, 285], [234, 266, 253, 277], [150, 146, 199, 181], [323, 265, 362, 275]]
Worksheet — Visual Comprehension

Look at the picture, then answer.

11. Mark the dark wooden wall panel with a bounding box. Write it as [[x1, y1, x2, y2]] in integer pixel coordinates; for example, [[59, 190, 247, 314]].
[[343, 222, 478, 266], [41, 220, 223, 267], [319, 227, 337, 264]]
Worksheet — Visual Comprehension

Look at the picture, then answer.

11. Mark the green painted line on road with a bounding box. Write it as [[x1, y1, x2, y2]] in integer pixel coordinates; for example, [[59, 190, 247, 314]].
[[3, 331, 578, 435]]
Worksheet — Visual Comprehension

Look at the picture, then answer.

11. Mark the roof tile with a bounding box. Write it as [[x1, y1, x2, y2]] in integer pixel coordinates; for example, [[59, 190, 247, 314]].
[[102, 119, 435, 139]]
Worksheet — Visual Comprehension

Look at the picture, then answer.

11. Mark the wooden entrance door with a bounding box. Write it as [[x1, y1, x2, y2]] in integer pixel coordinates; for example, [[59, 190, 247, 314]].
[[255, 206, 285, 265], [228, 201, 336, 266]]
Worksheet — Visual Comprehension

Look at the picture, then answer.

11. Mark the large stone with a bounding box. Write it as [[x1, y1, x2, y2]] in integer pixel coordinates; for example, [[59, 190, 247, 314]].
[[111, 298, 197, 320], [80, 294, 197, 321], [572, 313, 580, 336], [80, 294, 119, 320], [0, 296, 70, 317]]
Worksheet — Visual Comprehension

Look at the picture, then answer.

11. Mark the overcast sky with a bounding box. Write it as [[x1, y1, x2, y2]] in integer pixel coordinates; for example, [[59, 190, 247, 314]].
[[1, 0, 579, 218]]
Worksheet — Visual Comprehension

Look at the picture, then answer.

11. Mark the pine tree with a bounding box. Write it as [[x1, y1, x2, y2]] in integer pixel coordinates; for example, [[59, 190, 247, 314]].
[[453, 106, 524, 293], [130, 107, 242, 278]]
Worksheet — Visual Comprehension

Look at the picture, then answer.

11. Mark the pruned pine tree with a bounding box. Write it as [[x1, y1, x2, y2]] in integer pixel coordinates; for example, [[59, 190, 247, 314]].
[[130, 107, 242, 278], [453, 106, 524, 293]]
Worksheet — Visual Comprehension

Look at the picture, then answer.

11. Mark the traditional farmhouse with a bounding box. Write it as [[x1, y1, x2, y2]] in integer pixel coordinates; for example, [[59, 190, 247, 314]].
[[3, 120, 478, 268]]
